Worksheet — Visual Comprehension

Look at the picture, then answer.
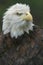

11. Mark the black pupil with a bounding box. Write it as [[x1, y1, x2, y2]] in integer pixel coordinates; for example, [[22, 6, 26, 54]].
[[16, 12, 22, 15]]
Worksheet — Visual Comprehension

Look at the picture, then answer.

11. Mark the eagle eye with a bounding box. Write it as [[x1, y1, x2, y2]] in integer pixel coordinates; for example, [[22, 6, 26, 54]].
[[16, 12, 22, 16]]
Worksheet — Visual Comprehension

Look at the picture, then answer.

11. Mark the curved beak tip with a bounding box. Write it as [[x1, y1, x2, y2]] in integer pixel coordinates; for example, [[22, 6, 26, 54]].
[[22, 12, 33, 21]]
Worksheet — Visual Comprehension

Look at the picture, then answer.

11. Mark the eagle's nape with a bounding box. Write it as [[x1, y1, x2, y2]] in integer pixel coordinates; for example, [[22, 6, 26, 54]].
[[0, 26, 43, 65]]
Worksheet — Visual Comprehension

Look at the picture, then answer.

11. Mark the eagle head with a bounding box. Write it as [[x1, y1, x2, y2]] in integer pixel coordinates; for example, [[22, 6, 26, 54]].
[[2, 3, 34, 38]]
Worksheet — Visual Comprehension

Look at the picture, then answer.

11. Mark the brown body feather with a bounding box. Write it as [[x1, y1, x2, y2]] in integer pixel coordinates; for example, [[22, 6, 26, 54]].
[[0, 26, 43, 65]]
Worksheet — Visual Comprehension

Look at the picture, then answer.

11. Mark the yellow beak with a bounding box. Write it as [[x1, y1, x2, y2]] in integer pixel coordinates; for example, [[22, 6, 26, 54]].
[[21, 12, 33, 21]]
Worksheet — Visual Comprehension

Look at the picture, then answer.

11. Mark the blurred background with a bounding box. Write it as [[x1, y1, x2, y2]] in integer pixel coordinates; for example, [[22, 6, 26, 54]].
[[0, 0, 43, 31]]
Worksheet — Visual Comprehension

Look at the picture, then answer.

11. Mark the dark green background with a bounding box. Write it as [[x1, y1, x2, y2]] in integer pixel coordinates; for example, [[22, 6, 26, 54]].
[[0, 0, 43, 31]]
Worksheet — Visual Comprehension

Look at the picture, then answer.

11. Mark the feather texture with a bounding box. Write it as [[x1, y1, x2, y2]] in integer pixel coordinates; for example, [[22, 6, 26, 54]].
[[2, 3, 34, 38]]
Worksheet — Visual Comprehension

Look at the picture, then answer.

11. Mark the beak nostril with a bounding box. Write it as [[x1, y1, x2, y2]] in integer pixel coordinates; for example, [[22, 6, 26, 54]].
[[20, 12, 33, 21], [26, 13, 28, 15]]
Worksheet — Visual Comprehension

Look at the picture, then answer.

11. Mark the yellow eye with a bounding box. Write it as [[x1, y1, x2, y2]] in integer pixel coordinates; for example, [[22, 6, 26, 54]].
[[16, 12, 22, 16]]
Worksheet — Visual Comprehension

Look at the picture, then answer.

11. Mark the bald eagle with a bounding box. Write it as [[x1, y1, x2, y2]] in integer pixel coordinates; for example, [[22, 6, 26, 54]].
[[2, 3, 34, 38], [0, 3, 43, 65]]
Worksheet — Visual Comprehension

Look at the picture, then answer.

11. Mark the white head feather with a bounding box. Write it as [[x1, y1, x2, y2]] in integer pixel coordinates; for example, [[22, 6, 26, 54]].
[[2, 3, 34, 38]]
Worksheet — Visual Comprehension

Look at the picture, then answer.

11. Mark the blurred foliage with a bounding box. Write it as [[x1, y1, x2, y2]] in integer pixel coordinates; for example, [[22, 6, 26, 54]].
[[0, 0, 43, 31]]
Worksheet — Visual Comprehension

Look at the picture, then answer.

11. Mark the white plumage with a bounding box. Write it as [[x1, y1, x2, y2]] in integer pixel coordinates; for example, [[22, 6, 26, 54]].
[[2, 3, 34, 38]]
